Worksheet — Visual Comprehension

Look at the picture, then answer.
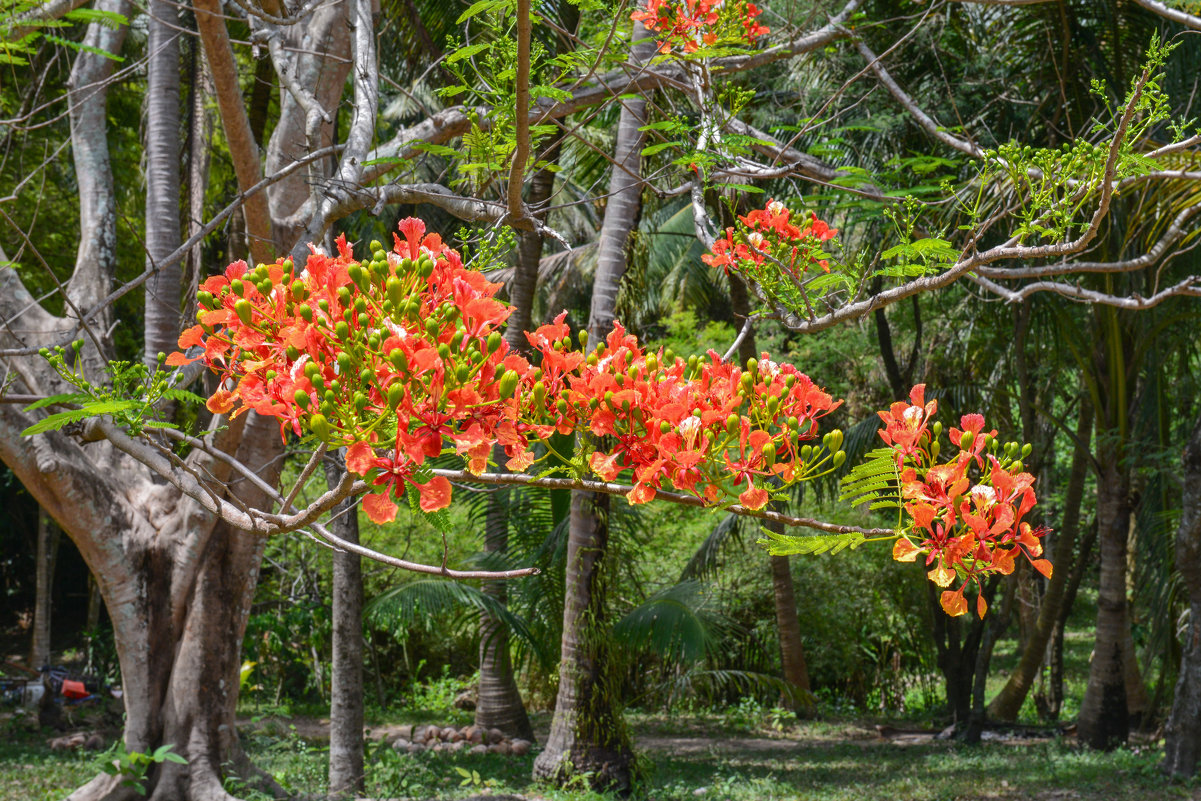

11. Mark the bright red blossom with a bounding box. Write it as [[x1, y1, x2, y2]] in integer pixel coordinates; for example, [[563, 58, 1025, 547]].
[[704, 200, 838, 279], [632, 0, 768, 55], [171, 218, 842, 524], [885, 394, 1047, 617]]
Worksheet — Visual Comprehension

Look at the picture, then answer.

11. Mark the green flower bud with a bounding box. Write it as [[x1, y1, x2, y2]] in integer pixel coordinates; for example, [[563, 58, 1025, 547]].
[[309, 413, 330, 442], [387, 383, 404, 410], [499, 370, 519, 398], [234, 299, 253, 325], [387, 277, 404, 307]]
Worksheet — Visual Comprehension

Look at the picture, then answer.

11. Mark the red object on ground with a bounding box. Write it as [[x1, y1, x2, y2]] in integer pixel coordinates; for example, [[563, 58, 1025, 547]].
[[61, 679, 88, 699]]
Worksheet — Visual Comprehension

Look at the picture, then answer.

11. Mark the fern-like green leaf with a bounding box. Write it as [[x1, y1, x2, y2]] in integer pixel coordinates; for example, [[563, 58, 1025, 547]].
[[21, 393, 90, 412], [757, 527, 866, 556], [839, 446, 902, 509], [21, 400, 139, 436]]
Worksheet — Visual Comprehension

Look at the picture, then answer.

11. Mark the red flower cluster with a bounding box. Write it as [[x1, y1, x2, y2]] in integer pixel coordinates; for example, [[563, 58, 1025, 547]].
[[632, 0, 768, 55], [883, 386, 1048, 617], [703, 199, 837, 278], [170, 218, 843, 525], [523, 319, 842, 509]]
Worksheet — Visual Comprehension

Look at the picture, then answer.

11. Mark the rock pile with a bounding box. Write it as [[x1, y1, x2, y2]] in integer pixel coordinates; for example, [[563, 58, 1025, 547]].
[[390, 724, 532, 756]]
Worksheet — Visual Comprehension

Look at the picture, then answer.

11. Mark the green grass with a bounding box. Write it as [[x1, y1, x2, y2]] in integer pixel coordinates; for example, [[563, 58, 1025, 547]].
[[5, 714, 1191, 801]]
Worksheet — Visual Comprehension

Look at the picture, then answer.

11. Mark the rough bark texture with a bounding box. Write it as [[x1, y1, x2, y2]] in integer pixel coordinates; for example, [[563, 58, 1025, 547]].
[[532, 491, 633, 791], [989, 396, 1093, 720], [263, 0, 352, 251], [325, 452, 364, 800], [142, 0, 182, 368], [473, 144, 559, 742], [193, 0, 273, 264], [30, 507, 60, 670], [1162, 413, 1201, 777], [1078, 453, 1132, 749], [533, 24, 651, 790], [730, 275, 811, 708]]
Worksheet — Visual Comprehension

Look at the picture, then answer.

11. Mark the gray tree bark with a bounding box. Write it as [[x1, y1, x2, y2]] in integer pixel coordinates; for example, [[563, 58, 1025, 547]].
[[1161, 413, 1201, 777], [30, 507, 60, 670], [532, 22, 652, 791], [142, 0, 182, 369], [989, 396, 1093, 720], [324, 451, 364, 800], [474, 148, 559, 742]]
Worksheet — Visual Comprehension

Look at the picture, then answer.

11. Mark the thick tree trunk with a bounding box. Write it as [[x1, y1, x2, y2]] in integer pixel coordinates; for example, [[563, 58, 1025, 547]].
[[532, 491, 633, 790], [1161, 413, 1201, 777], [989, 397, 1093, 720], [324, 452, 364, 800], [142, 0, 182, 368], [30, 507, 60, 670], [0, 395, 285, 801], [730, 274, 812, 708], [769, 550, 812, 707], [473, 147, 559, 742], [262, 0, 351, 251], [1078, 453, 1131, 749], [0, 8, 300, 797], [533, 24, 650, 790]]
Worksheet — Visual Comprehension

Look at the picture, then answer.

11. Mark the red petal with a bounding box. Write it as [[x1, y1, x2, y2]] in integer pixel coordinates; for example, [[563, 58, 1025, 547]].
[[345, 441, 377, 476], [940, 588, 968, 617], [1031, 558, 1053, 579], [892, 537, 920, 563], [178, 325, 206, 349], [362, 492, 398, 524], [206, 389, 235, 414], [416, 476, 452, 512], [738, 484, 769, 510]]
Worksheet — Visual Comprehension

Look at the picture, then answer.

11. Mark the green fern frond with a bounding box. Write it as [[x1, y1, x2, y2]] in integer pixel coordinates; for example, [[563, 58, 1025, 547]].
[[757, 526, 866, 556], [839, 446, 902, 509], [20, 400, 140, 436]]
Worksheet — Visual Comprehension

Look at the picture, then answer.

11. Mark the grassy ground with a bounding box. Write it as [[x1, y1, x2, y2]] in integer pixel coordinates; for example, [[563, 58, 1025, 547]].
[[3, 710, 1192, 801]]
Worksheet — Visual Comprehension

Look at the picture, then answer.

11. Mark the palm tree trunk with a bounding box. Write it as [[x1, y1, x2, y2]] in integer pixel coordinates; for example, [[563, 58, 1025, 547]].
[[532, 22, 650, 791], [325, 451, 364, 800], [769, 548, 812, 706], [142, 0, 182, 369], [1161, 413, 1201, 777], [474, 144, 561, 741], [729, 274, 812, 709], [29, 507, 59, 670], [989, 396, 1093, 720], [1078, 449, 1131, 749]]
